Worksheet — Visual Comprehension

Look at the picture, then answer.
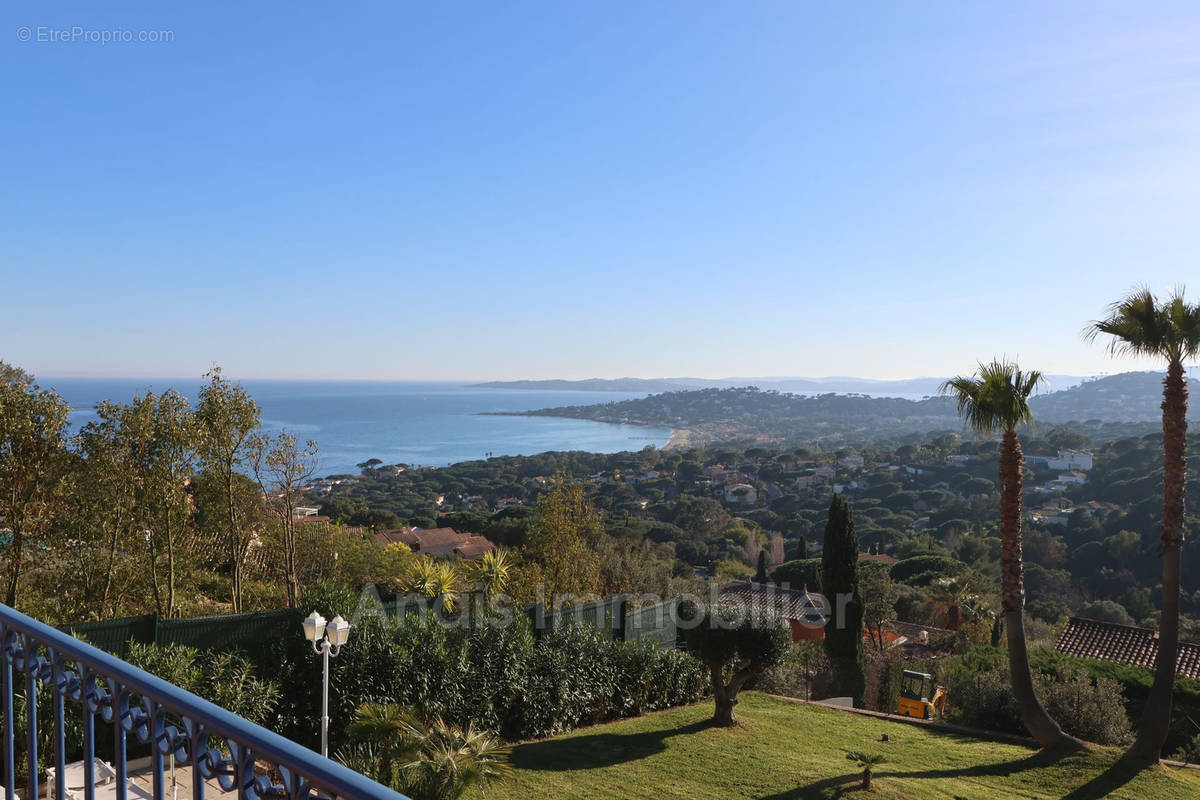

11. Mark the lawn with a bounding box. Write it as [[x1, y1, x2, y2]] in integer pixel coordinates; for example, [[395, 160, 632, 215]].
[[473, 692, 1200, 800]]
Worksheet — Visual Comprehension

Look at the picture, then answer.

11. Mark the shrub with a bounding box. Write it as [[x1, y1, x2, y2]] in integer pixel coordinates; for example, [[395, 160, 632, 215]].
[[126, 642, 280, 725], [940, 657, 1132, 745], [1037, 668, 1133, 746], [1171, 733, 1200, 765], [1076, 600, 1135, 626], [257, 596, 706, 747]]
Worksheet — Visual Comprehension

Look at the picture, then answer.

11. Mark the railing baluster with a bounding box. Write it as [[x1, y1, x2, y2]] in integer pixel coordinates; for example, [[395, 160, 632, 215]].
[[83, 667, 95, 800], [151, 702, 164, 800], [191, 724, 205, 800], [3, 604, 408, 800], [52, 650, 66, 800], [2, 627, 14, 800], [112, 680, 127, 800], [23, 638, 38, 800]]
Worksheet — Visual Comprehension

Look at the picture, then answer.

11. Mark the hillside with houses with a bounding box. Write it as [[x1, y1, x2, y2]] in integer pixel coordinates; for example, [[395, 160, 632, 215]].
[[494, 372, 1197, 448]]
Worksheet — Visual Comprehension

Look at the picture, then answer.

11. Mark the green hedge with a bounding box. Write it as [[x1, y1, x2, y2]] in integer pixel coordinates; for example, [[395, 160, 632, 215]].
[[256, 586, 707, 750]]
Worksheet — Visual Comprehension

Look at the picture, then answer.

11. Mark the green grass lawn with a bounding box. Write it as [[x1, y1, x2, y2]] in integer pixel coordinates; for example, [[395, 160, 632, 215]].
[[473, 693, 1200, 800]]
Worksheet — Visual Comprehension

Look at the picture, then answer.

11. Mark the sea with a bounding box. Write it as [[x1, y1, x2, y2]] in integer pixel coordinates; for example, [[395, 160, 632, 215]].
[[44, 378, 673, 478]]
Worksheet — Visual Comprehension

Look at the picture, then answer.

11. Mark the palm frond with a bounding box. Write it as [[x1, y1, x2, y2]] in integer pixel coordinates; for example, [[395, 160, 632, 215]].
[[941, 360, 1042, 435], [1084, 286, 1170, 359]]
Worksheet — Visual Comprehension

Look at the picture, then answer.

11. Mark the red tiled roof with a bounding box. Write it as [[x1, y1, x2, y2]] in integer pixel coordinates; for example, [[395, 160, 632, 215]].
[[374, 526, 496, 560], [719, 581, 827, 627], [1055, 617, 1200, 679], [409, 527, 469, 554], [375, 528, 421, 548], [454, 536, 496, 560]]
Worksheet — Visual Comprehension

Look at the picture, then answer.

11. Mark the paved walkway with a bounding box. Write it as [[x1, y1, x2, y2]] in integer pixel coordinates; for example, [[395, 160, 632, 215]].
[[126, 759, 239, 799]]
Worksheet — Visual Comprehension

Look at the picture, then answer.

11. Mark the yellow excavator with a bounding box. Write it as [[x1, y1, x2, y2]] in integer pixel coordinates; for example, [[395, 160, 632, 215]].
[[896, 670, 947, 720]]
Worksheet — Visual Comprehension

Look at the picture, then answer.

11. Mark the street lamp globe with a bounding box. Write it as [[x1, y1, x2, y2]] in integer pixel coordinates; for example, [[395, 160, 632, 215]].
[[302, 611, 326, 643], [327, 615, 352, 647]]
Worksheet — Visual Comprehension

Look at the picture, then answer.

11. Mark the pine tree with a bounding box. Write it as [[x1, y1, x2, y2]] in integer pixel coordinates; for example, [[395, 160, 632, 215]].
[[821, 494, 866, 707]]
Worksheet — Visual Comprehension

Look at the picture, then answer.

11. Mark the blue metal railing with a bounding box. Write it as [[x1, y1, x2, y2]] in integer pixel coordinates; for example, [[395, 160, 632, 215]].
[[0, 603, 409, 800]]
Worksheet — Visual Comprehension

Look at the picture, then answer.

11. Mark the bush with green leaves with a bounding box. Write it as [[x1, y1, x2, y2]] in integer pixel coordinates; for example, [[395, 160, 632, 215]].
[[940, 658, 1132, 745], [126, 641, 280, 725], [258, 584, 706, 749], [1171, 732, 1200, 765]]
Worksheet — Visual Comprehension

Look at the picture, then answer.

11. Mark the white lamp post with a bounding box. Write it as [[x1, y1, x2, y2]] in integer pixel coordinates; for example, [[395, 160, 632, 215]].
[[302, 610, 352, 757]]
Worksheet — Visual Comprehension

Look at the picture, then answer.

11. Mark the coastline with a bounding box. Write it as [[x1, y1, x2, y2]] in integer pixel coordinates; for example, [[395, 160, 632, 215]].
[[663, 428, 692, 451]]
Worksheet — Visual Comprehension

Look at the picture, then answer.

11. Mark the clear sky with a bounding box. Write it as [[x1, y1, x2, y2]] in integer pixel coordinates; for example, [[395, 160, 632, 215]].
[[3, 1, 1199, 381]]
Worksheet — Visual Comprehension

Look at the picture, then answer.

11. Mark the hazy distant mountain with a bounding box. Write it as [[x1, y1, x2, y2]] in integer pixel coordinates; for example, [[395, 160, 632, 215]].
[[472, 378, 695, 392], [1030, 370, 1200, 423], [474, 374, 1087, 396]]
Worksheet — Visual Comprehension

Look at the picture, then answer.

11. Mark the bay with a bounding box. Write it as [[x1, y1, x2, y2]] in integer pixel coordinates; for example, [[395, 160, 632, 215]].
[[44, 378, 673, 477]]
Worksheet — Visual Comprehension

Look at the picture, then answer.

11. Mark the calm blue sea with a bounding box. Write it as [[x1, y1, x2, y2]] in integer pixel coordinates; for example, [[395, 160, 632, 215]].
[[44, 379, 672, 477]]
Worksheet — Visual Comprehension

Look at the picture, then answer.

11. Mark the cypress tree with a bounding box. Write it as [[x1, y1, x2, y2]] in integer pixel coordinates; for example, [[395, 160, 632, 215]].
[[821, 494, 866, 707], [754, 549, 769, 582], [793, 537, 807, 561]]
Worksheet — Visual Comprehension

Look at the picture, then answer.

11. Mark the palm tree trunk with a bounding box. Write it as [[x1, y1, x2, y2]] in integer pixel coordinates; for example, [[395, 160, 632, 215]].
[[1130, 361, 1188, 763], [1000, 431, 1072, 749]]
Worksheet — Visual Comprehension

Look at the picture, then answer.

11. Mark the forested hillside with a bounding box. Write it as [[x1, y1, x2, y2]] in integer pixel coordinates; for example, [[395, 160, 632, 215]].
[[496, 372, 1195, 446]]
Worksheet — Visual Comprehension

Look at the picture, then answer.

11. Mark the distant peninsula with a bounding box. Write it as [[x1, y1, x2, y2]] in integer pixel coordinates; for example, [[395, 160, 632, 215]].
[[482, 371, 1196, 448], [471, 378, 694, 392], [474, 374, 1088, 396]]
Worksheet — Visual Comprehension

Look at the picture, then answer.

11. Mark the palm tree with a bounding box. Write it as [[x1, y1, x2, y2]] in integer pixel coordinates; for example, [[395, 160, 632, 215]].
[[396, 556, 461, 614], [343, 702, 510, 800], [1087, 287, 1200, 763], [845, 751, 886, 790], [466, 548, 512, 600], [922, 574, 994, 632], [941, 360, 1074, 750]]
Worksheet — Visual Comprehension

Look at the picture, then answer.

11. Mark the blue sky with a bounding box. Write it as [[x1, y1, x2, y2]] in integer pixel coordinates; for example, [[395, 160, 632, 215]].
[[3, 1, 1199, 381]]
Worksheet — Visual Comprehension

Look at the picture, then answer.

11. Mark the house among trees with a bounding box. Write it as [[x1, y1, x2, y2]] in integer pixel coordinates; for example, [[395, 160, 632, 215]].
[[374, 526, 496, 560], [1055, 616, 1200, 679], [718, 580, 826, 642]]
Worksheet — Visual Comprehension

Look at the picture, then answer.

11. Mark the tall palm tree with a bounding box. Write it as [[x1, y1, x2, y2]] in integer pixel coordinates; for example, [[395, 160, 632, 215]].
[[1087, 287, 1200, 763], [941, 360, 1074, 750]]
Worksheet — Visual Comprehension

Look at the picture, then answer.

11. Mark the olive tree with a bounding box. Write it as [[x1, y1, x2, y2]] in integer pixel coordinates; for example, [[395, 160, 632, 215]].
[[681, 600, 790, 725]]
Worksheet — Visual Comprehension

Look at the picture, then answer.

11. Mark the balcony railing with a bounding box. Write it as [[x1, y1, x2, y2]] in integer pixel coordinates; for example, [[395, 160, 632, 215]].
[[0, 602, 409, 800]]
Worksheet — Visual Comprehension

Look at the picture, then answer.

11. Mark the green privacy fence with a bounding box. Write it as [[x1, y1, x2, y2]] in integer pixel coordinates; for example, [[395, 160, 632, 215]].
[[60, 596, 685, 656], [526, 596, 625, 640], [625, 597, 685, 648], [60, 608, 298, 657]]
